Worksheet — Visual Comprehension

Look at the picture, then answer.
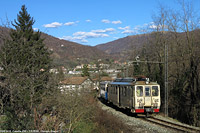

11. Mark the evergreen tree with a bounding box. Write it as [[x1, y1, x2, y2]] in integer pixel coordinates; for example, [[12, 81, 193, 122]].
[[81, 64, 90, 77], [0, 5, 51, 130]]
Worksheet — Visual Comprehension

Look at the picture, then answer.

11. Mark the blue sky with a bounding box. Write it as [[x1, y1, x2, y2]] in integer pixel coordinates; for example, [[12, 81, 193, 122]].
[[0, 0, 199, 46]]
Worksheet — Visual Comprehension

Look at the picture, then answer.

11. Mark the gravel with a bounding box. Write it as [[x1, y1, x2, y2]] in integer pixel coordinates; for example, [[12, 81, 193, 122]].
[[98, 101, 177, 133]]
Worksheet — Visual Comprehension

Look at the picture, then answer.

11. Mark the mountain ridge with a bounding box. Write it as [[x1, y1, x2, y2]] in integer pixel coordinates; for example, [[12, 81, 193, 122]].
[[95, 34, 149, 61], [0, 26, 112, 67]]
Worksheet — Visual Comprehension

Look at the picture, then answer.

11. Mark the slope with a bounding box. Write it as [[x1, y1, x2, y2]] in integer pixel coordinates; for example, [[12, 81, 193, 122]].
[[0, 26, 111, 67], [95, 34, 149, 61]]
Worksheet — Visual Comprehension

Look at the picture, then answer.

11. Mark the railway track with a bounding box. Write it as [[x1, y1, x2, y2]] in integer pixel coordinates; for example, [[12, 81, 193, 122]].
[[144, 116, 200, 132], [99, 100, 200, 132]]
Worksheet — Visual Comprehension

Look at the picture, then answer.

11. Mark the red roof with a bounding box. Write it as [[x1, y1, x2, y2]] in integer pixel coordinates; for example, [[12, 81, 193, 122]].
[[92, 76, 113, 81]]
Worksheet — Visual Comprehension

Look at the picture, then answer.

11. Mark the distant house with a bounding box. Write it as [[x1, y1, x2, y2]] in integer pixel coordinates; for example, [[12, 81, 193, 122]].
[[68, 71, 82, 75], [59, 76, 93, 92], [92, 76, 113, 90], [49, 68, 59, 74]]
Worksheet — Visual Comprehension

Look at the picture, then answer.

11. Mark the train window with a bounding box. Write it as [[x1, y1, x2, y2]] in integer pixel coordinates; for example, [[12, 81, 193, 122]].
[[126, 87, 129, 97], [129, 86, 133, 97], [101, 84, 105, 91], [136, 86, 143, 97], [152, 86, 159, 96], [123, 87, 126, 96], [145, 86, 151, 96]]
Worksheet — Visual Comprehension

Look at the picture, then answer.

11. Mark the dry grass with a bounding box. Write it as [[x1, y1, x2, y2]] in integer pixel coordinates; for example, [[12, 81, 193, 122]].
[[92, 103, 133, 133]]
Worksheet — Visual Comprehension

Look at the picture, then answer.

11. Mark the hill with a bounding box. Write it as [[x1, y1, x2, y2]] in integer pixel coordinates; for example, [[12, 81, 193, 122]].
[[95, 34, 149, 61], [40, 33, 111, 66], [0, 26, 111, 67]]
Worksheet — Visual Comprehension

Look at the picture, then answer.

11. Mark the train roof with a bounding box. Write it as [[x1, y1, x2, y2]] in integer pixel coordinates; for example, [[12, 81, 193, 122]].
[[113, 76, 147, 82], [134, 81, 159, 85], [100, 81, 111, 84], [110, 77, 159, 86], [109, 81, 159, 86], [109, 82, 133, 85], [114, 77, 136, 82]]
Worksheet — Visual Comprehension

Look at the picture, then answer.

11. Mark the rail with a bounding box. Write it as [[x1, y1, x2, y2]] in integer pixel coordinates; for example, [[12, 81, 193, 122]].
[[144, 116, 200, 132]]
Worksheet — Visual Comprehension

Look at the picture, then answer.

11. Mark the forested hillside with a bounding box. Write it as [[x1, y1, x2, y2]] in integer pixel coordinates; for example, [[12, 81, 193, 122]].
[[125, 6, 200, 126], [95, 34, 149, 61], [0, 26, 111, 67], [96, 2, 200, 126]]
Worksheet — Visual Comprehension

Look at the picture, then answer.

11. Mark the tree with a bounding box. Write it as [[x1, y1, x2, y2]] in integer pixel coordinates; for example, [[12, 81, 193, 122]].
[[170, 1, 200, 126], [139, 0, 200, 126], [0, 5, 52, 130], [81, 64, 90, 77]]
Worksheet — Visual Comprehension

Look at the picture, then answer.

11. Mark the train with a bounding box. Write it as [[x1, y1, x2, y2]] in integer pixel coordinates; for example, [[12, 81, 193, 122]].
[[99, 76, 161, 117]]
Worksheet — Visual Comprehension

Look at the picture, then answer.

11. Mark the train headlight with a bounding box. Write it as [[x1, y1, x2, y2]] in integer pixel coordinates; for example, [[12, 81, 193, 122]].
[[137, 98, 143, 103], [154, 99, 159, 103], [139, 103, 144, 108], [153, 103, 158, 107]]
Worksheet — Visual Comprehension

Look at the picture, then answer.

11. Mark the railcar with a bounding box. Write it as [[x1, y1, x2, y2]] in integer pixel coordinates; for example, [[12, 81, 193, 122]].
[[99, 81, 110, 100], [99, 76, 161, 116]]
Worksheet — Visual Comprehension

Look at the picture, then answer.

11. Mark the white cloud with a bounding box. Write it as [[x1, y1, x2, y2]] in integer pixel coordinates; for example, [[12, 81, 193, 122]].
[[122, 29, 134, 34], [118, 26, 131, 30], [148, 22, 168, 30], [112, 20, 122, 24], [148, 22, 157, 29], [64, 22, 75, 26], [64, 21, 79, 26], [61, 29, 110, 43], [105, 28, 115, 32], [118, 26, 134, 34], [86, 19, 91, 22], [102, 19, 110, 23], [43, 22, 62, 28], [91, 28, 115, 33], [129, 22, 169, 34], [149, 24, 157, 29], [102, 19, 122, 24], [33, 28, 39, 31], [60, 36, 88, 43], [91, 29, 106, 33], [73, 31, 109, 38]]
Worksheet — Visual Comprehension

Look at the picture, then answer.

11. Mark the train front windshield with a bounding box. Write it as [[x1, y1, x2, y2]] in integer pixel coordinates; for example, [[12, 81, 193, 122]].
[[136, 86, 143, 97], [152, 86, 159, 96], [136, 86, 159, 97]]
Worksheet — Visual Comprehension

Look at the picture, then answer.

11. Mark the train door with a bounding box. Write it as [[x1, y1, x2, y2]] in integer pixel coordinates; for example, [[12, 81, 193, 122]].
[[105, 83, 108, 100], [129, 86, 134, 108], [151, 86, 161, 111], [144, 86, 151, 106], [135, 86, 144, 110], [118, 85, 121, 106]]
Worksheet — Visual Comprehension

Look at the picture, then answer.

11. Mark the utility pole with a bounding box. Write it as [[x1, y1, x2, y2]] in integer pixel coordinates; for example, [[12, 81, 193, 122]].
[[164, 43, 168, 117]]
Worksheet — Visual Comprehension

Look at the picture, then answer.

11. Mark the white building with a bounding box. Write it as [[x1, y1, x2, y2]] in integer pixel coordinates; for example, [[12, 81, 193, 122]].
[[59, 77, 93, 92]]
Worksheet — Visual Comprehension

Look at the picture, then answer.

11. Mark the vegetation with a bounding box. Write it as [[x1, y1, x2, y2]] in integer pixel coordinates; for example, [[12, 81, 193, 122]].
[[0, 5, 131, 132], [132, 1, 200, 126], [0, 5, 53, 130], [81, 64, 90, 77]]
